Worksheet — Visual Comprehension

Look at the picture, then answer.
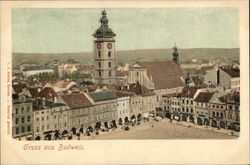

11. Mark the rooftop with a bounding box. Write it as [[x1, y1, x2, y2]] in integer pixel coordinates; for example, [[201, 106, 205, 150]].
[[194, 92, 215, 103], [137, 61, 184, 89], [61, 93, 93, 109], [88, 91, 118, 102]]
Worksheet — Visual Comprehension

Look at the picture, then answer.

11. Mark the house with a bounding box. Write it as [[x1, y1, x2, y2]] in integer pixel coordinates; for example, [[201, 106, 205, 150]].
[[87, 91, 118, 131], [58, 92, 94, 135], [204, 66, 240, 90]]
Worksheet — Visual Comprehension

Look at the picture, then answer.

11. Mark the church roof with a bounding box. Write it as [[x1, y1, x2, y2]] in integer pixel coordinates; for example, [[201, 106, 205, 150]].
[[137, 61, 184, 90]]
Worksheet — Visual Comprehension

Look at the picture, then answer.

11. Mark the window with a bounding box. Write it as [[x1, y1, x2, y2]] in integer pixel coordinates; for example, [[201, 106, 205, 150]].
[[47, 116, 49, 120], [21, 107, 24, 113], [15, 108, 18, 114], [54, 116, 57, 119], [27, 126, 31, 132], [191, 100, 193, 105], [41, 117, 44, 121], [191, 108, 193, 113], [186, 108, 189, 113], [27, 106, 30, 113], [64, 123, 67, 127], [109, 70, 112, 77], [99, 62, 101, 68], [47, 125, 50, 129], [22, 117, 25, 123], [216, 112, 219, 117], [220, 113, 223, 118], [108, 62, 111, 68], [16, 127, 19, 134], [99, 71, 101, 77], [235, 106, 239, 110], [22, 126, 25, 133], [27, 116, 31, 122], [137, 72, 139, 77], [15, 118, 19, 124], [182, 100, 185, 104], [182, 108, 184, 112], [98, 51, 101, 57], [55, 124, 57, 129], [36, 118, 39, 122], [229, 105, 233, 110], [186, 100, 189, 104], [213, 112, 215, 117], [36, 127, 39, 132], [108, 51, 111, 57], [42, 126, 44, 130]]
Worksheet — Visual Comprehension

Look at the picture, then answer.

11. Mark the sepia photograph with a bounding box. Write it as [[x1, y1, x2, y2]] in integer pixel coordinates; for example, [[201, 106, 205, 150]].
[[1, 1, 249, 165]]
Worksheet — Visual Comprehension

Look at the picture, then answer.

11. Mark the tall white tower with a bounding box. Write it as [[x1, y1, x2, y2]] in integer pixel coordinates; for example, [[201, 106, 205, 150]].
[[93, 10, 116, 85]]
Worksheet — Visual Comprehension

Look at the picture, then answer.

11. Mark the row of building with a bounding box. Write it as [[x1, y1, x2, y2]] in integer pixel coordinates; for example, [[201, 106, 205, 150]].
[[160, 87, 240, 131], [12, 82, 157, 140]]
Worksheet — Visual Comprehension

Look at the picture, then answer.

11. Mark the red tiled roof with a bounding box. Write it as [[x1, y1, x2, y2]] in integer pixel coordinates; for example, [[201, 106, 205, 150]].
[[61, 93, 93, 109], [180, 86, 198, 98], [138, 61, 184, 89], [28, 87, 38, 98], [12, 83, 27, 94], [36, 87, 57, 100], [194, 92, 214, 103]]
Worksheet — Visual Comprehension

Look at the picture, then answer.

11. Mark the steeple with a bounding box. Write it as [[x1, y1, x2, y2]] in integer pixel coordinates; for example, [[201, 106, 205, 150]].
[[172, 43, 179, 65], [93, 10, 116, 38], [185, 72, 190, 87], [93, 10, 116, 85]]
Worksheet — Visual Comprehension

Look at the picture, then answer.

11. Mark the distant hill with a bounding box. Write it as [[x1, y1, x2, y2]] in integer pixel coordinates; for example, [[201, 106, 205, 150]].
[[12, 48, 239, 68]]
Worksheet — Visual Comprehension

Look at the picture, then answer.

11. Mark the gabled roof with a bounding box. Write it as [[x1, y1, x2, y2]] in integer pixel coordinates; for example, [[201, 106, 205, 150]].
[[209, 92, 228, 104], [88, 91, 118, 102], [194, 92, 215, 103], [137, 61, 184, 89], [61, 93, 93, 109], [12, 83, 27, 94], [36, 87, 57, 100], [28, 87, 38, 98], [180, 86, 198, 98]]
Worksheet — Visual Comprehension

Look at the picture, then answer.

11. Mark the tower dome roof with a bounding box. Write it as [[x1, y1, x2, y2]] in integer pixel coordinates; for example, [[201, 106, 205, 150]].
[[93, 10, 116, 38]]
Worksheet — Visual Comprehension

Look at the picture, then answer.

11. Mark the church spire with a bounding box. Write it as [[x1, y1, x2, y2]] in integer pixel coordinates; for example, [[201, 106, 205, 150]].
[[93, 10, 116, 38], [172, 43, 179, 65]]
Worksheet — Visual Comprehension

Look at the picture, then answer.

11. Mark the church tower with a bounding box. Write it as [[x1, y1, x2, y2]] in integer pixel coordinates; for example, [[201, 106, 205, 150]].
[[172, 44, 179, 65], [93, 10, 116, 85]]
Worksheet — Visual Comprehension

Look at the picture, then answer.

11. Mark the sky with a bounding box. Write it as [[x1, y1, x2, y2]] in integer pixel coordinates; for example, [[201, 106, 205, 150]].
[[12, 8, 239, 53]]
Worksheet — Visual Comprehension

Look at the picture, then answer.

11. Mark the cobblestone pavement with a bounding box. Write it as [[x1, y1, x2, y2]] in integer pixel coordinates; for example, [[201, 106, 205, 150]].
[[74, 118, 238, 140]]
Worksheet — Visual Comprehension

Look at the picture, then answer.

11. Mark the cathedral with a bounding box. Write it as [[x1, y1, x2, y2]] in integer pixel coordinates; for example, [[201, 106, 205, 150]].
[[93, 10, 116, 85]]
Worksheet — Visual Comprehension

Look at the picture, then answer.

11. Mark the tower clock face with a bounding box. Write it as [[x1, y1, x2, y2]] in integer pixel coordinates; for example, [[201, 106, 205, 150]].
[[97, 43, 101, 49], [107, 43, 112, 49]]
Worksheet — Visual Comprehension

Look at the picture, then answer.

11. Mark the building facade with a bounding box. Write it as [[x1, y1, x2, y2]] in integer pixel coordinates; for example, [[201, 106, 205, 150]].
[[12, 95, 33, 139]]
